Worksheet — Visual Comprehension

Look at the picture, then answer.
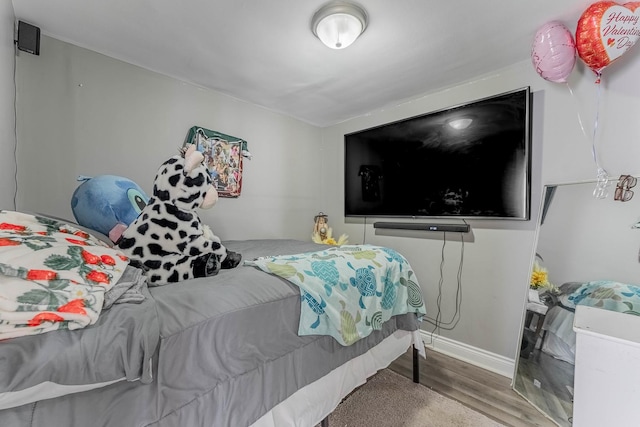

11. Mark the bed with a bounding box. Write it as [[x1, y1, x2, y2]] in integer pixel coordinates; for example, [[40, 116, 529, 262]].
[[541, 280, 640, 364], [0, 212, 425, 427]]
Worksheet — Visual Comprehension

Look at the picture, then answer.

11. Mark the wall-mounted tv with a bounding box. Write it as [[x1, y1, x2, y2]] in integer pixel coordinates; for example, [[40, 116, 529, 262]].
[[344, 87, 531, 220]]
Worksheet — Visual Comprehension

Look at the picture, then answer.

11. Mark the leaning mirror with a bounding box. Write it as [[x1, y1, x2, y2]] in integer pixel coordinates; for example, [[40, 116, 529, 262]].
[[513, 180, 640, 427]]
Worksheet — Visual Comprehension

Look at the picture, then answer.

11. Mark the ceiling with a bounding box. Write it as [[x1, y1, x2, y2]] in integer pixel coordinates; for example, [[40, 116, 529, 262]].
[[12, 0, 590, 127]]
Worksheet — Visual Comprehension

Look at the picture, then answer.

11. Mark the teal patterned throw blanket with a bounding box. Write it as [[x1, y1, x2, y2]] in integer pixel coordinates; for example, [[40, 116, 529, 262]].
[[245, 245, 426, 346], [565, 280, 640, 315]]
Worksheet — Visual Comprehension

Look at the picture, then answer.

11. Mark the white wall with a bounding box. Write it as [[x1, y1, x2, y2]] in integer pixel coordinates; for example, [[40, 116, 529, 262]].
[[321, 56, 640, 364], [15, 36, 323, 241], [0, 2, 15, 209], [537, 181, 640, 286]]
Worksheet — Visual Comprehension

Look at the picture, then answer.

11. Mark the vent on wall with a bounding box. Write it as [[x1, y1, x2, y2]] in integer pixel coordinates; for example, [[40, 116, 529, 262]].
[[16, 21, 40, 56]]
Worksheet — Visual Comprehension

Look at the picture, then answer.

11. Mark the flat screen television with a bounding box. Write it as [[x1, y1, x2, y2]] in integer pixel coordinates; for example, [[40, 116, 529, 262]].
[[344, 87, 531, 220]]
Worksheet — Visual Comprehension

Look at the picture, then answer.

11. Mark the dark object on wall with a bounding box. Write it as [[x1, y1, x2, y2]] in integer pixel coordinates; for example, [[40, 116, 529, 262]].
[[17, 21, 40, 55], [373, 222, 470, 233], [345, 87, 532, 220], [183, 126, 248, 198]]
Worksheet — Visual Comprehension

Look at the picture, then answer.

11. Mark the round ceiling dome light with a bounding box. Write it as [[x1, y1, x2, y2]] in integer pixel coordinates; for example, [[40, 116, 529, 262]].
[[311, 1, 368, 50]]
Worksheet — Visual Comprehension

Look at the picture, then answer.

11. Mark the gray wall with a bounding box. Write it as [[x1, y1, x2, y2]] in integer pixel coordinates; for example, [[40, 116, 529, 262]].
[[15, 36, 323, 241], [0, 2, 15, 209], [13, 33, 640, 375], [537, 182, 640, 286]]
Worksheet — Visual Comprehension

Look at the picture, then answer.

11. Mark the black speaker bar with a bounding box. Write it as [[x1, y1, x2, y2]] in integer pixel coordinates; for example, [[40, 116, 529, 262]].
[[373, 222, 470, 233]]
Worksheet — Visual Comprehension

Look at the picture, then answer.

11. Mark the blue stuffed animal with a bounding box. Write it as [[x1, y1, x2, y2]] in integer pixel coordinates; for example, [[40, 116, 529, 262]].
[[71, 175, 149, 242]]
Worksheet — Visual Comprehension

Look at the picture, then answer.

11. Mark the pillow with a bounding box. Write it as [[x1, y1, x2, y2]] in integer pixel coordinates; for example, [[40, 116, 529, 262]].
[[559, 281, 584, 295], [563, 280, 640, 315], [0, 210, 130, 339]]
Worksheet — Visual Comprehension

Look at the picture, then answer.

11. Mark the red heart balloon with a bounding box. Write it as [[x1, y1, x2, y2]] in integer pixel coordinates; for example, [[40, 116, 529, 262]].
[[576, 1, 640, 74]]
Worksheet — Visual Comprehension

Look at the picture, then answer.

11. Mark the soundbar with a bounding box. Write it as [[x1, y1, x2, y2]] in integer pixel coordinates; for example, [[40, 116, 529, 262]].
[[373, 222, 470, 233]]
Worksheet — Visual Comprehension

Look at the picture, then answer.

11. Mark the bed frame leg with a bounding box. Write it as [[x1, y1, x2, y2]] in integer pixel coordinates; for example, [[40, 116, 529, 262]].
[[320, 416, 329, 427], [412, 346, 420, 384]]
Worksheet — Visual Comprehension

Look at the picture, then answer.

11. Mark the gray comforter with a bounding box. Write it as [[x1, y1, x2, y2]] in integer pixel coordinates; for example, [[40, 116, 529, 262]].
[[0, 240, 421, 427], [0, 276, 159, 406]]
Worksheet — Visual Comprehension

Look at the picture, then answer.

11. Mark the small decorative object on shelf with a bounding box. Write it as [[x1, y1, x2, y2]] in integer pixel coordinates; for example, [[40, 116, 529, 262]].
[[614, 174, 636, 202], [530, 254, 559, 294], [530, 261, 551, 290], [312, 212, 348, 246]]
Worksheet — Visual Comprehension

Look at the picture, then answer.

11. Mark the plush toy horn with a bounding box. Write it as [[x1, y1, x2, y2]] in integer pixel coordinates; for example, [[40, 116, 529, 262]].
[[184, 144, 205, 173]]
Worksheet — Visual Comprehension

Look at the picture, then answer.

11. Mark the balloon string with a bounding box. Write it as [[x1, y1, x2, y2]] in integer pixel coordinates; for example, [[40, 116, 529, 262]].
[[591, 75, 609, 199], [566, 83, 589, 146], [592, 73, 602, 169], [566, 78, 609, 199]]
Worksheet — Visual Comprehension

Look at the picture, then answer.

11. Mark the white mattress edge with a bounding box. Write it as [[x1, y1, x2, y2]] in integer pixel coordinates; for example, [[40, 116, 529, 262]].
[[250, 329, 423, 427]]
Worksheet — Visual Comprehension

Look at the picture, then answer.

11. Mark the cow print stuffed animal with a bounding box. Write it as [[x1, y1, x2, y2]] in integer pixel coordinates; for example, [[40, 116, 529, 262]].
[[118, 144, 241, 285]]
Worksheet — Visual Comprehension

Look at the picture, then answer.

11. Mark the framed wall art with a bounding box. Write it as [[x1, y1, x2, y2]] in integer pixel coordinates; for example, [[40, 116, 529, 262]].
[[184, 126, 248, 198]]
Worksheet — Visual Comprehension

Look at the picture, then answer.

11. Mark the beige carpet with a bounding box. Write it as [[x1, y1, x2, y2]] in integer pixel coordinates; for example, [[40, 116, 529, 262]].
[[324, 369, 506, 427]]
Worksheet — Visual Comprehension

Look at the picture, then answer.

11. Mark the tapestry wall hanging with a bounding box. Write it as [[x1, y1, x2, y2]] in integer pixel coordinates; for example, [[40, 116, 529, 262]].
[[184, 126, 249, 198]]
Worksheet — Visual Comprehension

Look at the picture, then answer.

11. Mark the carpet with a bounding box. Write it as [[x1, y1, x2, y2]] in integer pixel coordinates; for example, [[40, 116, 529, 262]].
[[323, 369, 506, 427]]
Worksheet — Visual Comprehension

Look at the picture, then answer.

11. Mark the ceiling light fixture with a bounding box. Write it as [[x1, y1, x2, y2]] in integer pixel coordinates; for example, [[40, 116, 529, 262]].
[[311, 1, 368, 50]]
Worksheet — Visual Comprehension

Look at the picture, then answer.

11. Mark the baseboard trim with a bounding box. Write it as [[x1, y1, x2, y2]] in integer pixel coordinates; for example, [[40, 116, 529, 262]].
[[419, 330, 515, 379]]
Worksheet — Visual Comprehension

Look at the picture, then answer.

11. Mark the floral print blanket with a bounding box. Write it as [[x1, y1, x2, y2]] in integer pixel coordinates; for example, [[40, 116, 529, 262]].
[[0, 211, 130, 339], [246, 244, 426, 346]]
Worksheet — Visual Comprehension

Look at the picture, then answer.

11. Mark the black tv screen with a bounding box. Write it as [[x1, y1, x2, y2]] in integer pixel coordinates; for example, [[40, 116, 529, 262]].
[[344, 87, 531, 220]]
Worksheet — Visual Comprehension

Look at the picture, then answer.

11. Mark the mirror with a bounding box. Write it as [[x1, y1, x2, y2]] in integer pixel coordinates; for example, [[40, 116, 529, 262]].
[[513, 180, 640, 427]]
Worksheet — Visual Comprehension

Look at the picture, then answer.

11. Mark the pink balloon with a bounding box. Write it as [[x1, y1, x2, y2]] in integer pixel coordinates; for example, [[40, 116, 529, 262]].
[[531, 21, 577, 83]]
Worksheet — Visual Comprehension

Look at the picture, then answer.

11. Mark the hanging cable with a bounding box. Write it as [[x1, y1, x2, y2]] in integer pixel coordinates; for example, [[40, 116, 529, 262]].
[[362, 216, 367, 244], [423, 231, 465, 332], [423, 232, 446, 345], [433, 231, 447, 337], [12, 41, 18, 210]]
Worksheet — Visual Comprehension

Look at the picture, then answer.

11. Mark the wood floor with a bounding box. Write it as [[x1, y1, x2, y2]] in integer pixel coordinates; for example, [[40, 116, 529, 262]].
[[514, 348, 573, 427], [389, 348, 558, 427]]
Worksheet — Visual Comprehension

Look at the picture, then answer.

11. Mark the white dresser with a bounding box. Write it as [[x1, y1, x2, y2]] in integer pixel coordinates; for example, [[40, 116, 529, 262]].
[[572, 305, 640, 427]]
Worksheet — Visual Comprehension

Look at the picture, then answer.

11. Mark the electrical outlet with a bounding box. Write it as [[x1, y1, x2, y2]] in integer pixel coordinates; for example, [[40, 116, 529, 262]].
[[533, 379, 541, 388]]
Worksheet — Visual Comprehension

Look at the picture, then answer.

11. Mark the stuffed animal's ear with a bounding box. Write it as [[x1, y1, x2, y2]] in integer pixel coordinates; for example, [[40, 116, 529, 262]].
[[184, 148, 205, 173]]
